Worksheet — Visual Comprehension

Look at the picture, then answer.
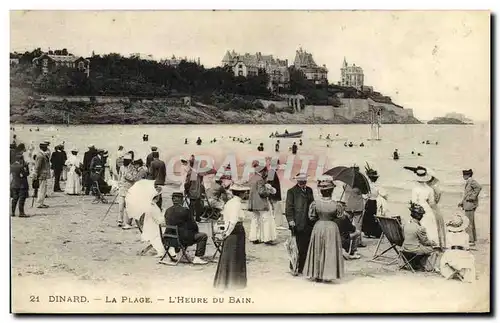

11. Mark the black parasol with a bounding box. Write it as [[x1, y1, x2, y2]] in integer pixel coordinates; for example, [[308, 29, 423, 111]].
[[323, 166, 371, 194]]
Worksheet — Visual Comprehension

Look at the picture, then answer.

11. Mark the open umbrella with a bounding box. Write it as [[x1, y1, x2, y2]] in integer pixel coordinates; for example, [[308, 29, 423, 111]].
[[323, 166, 371, 194], [284, 234, 299, 275], [125, 179, 160, 221]]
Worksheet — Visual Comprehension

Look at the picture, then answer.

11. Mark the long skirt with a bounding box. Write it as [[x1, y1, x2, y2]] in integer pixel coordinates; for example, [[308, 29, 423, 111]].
[[271, 201, 288, 228], [304, 220, 344, 281], [214, 223, 247, 289], [362, 200, 382, 238], [64, 168, 81, 195], [431, 205, 446, 248], [439, 249, 475, 283], [249, 210, 277, 242]]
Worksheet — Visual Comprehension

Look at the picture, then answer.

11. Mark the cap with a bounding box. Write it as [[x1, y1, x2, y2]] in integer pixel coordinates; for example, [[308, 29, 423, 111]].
[[151, 146, 158, 151]]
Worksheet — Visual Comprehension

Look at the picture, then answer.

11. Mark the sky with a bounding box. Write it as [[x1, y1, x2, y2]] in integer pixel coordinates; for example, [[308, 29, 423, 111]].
[[10, 10, 490, 120]]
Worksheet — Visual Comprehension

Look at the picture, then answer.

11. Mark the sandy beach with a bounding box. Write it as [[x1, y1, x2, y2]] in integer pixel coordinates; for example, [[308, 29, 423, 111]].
[[11, 177, 490, 313]]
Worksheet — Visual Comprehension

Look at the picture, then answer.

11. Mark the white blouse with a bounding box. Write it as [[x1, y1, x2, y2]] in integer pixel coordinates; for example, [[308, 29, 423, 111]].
[[222, 196, 246, 223]]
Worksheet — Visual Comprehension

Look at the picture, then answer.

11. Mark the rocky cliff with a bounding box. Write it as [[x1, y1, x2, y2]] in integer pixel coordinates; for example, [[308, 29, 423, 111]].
[[10, 87, 421, 125]]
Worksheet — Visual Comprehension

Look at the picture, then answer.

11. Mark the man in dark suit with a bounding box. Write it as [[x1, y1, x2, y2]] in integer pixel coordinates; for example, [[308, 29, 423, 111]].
[[11, 154, 30, 217], [146, 146, 158, 169], [459, 169, 483, 246], [148, 151, 166, 210], [285, 173, 315, 275], [83, 145, 97, 195], [164, 192, 208, 265], [50, 145, 67, 192]]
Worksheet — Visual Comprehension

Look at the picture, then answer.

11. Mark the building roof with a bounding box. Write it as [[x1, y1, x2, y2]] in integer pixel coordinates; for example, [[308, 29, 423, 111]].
[[224, 50, 288, 68], [33, 54, 89, 63], [294, 48, 318, 67]]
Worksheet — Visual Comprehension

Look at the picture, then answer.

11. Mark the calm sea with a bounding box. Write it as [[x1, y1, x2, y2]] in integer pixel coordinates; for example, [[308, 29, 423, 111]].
[[11, 123, 491, 225]]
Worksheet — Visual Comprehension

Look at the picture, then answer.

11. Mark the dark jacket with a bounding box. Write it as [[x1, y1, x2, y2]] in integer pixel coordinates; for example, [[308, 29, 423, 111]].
[[83, 149, 97, 171], [148, 159, 166, 185], [285, 185, 315, 232], [10, 149, 16, 165], [146, 152, 155, 169], [90, 155, 105, 172], [333, 215, 356, 241], [267, 171, 282, 202], [50, 150, 67, 170], [10, 161, 30, 189], [164, 204, 199, 246]]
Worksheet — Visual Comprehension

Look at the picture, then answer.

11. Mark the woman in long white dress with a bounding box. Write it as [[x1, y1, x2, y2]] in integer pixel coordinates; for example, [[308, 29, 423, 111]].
[[64, 148, 82, 195], [408, 167, 440, 245], [427, 170, 447, 248], [140, 192, 166, 257]]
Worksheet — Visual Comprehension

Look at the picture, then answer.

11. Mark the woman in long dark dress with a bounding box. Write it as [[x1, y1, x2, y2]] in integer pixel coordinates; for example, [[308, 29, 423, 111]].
[[213, 184, 248, 289], [361, 165, 383, 238], [303, 176, 344, 282]]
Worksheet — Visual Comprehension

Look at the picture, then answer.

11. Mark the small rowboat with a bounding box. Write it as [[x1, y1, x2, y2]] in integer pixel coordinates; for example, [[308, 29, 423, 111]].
[[271, 131, 303, 138]]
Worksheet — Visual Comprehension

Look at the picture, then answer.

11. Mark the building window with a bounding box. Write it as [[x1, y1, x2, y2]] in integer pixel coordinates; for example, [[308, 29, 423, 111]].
[[78, 61, 85, 70], [43, 59, 48, 67], [239, 64, 243, 68], [238, 71, 243, 76]]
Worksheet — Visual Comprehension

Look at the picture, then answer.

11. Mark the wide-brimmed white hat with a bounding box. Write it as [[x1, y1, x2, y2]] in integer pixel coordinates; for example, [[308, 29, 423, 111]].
[[230, 183, 250, 191], [70, 147, 79, 152], [447, 213, 470, 232], [404, 166, 432, 182]]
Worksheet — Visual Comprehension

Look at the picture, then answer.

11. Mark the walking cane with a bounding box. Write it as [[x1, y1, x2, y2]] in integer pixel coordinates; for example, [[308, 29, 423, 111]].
[[31, 189, 37, 207], [101, 193, 119, 222]]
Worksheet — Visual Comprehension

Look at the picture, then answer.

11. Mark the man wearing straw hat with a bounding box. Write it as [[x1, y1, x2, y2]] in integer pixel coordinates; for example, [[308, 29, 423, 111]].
[[458, 169, 482, 246], [285, 173, 315, 275]]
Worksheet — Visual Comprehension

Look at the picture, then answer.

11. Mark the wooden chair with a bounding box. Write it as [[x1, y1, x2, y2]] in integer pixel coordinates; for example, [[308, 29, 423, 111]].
[[159, 225, 192, 266], [370, 215, 417, 272]]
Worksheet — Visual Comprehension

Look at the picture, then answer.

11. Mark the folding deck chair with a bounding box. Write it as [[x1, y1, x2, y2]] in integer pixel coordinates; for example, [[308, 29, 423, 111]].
[[370, 215, 417, 272], [159, 225, 193, 266], [201, 194, 223, 221], [90, 171, 108, 204], [210, 220, 225, 260]]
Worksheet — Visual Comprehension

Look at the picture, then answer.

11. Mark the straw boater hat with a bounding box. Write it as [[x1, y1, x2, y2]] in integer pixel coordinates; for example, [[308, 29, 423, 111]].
[[151, 146, 158, 151], [180, 156, 188, 163], [446, 213, 470, 233], [123, 154, 132, 160], [404, 166, 432, 182], [230, 183, 250, 191], [172, 191, 184, 199], [294, 173, 309, 181], [70, 147, 78, 153]]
